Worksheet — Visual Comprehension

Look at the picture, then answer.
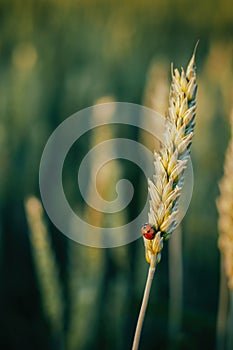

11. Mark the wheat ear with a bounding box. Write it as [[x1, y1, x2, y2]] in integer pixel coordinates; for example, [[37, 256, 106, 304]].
[[132, 46, 198, 350], [24, 197, 64, 335], [217, 109, 233, 350], [217, 110, 233, 290]]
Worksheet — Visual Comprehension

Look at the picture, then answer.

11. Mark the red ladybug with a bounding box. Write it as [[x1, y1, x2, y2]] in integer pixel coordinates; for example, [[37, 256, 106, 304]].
[[141, 223, 156, 240]]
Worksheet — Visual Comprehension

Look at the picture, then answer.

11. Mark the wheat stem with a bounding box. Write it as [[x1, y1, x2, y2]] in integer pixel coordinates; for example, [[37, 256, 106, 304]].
[[132, 260, 156, 350]]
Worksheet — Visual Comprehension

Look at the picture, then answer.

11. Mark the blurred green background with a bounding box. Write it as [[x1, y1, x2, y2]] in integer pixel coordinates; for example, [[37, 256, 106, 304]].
[[0, 0, 233, 349]]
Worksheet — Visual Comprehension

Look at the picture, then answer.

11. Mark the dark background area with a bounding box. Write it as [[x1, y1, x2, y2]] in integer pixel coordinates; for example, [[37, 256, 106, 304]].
[[0, 0, 232, 349]]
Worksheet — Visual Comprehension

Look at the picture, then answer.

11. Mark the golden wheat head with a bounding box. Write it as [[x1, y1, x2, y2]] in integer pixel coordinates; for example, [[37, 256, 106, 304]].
[[144, 46, 198, 267]]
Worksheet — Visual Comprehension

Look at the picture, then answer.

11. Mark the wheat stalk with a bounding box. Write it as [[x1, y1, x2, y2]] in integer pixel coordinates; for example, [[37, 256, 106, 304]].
[[24, 197, 64, 337], [217, 109, 233, 350], [132, 45, 198, 350], [217, 110, 233, 291]]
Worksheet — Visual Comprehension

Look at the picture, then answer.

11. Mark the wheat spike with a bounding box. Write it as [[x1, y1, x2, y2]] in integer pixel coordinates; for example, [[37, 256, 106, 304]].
[[217, 110, 233, 290], [25, 196, 64, 334], [144, 46, 197, 267]]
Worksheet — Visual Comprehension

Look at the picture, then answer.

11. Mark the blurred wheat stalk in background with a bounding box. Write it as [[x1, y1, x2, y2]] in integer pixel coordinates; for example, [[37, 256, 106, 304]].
[[143, 59, 169, 116], [24, 197, 64, 348], [67, 96, 128, 350], [217, 109, 233, 350], [132, 46, 198, 350]]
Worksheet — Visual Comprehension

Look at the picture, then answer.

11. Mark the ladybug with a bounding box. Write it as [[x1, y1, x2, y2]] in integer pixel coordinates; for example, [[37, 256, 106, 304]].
[[141, 223, 156, 240]]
